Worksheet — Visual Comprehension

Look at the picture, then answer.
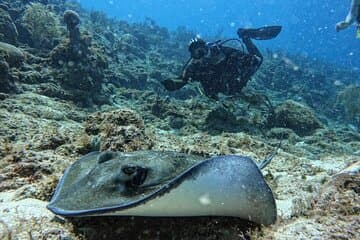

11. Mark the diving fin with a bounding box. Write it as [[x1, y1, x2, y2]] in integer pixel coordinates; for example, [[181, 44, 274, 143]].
[[237, 26, 282, 40]]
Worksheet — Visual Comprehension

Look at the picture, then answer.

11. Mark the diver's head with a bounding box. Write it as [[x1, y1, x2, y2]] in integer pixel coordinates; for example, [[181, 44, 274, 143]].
[[188, 38, 209, 59]]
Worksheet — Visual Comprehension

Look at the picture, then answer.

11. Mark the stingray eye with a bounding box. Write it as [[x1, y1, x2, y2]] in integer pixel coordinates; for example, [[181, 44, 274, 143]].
[[98, 151, 117, 164], [122, 165, 137, 175]]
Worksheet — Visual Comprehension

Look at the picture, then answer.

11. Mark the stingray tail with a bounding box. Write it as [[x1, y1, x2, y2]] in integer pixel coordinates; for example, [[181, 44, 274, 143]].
[[258, 141, 282, 169]]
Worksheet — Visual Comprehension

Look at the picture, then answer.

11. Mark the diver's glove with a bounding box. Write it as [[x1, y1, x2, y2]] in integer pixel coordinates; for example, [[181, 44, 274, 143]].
[[161, 78, 186, 91]]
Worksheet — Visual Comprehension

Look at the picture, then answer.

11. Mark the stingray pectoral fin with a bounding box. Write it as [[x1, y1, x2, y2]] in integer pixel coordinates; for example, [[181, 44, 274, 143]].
[[47, 151, 202, 215], [103, 155, 277, 226], [49, 151, 101, 201], [47, 152, 276, 226]]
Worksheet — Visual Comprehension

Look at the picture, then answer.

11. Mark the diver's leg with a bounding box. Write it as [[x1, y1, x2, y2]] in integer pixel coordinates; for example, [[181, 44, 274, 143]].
[[337, 1, 358, 31], [241, 36, 263, 63]]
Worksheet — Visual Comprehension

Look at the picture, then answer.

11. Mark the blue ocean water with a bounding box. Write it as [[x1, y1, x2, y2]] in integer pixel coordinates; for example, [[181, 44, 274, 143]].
[[77, 0, 359, 70]]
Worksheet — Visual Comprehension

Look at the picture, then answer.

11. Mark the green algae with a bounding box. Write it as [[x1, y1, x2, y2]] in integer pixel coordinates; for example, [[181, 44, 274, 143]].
[[22, 3, 60, 49]]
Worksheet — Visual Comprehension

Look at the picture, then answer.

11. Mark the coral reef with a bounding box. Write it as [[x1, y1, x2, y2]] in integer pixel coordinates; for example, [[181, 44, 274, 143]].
[[255, 51, 344, 119], [21, 3, 60, 49], [84, 109, 153, 152], [0, 41, 24, 67], [270, 100, 323, 136], [270, 163, 360, 240], [0, 56, 13, 93], [205, 106, 239, 133], [0, 8, 18, 44], [50, 10, 108, 105], [0, 0, 359, 239], [338, 85, 360, 126], [312, 164, 359, 220], [0, 42, 24, 93], [63, 10, 81, 56]]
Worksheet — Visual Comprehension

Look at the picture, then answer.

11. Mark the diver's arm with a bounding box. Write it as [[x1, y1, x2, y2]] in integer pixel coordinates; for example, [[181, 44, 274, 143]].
[[161, 78, 187, 91], [161, 59, 193, 91], [181, 58, 196, 81]]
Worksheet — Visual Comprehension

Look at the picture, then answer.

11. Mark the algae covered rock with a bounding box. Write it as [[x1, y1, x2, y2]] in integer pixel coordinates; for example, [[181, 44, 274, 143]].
[[306, 162, 360, 239], [0, 57, 13, 93], [50, 37, 107, 105], [63, 10, 81, 57], [21, 3, 60, 49], [266, 127, 300, 142], [50, 10, 107, 105], [271, 100, 322, 136], [169, 116, 185, 129], [0, 41, 24, 67], [338, 85, 360, 123], [205, 106, 239, 133], [0, 8, 18, 44], [84, 109, 153, 151], [0, 42, 24, 93]]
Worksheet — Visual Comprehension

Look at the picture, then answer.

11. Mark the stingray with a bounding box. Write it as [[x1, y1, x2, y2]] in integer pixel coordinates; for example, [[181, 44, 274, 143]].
[[47, 149, 277, 226]]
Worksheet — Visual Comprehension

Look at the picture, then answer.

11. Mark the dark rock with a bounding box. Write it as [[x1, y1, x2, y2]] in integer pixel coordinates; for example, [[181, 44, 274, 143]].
[[0, 8, 18, 44], [50, 16, 107, 105], [338, 85, 360, 124], [83, 109, 153, 152], [271, 100, 323, 136], [63, 10, 80, 29], [266, 127, 301, 143], [0, 92, 9, 100], [169, 116, 185, 129], [0, 57, 18, 93], [14, 21, 33, 46], [205, 106, 239, 133], [151, 98, 168, 118], [36, 83, 68, 99], [149, 70, 165, 81], [0, 4, 9, 11], [63, 10, 81, 57], [21, 3, 60, 50], [0, 41, 25, 67]]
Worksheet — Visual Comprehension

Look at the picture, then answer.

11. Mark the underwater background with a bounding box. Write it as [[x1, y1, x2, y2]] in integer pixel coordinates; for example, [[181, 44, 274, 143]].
[[79, 0, 360, 69], [0, 0, 359, 239]]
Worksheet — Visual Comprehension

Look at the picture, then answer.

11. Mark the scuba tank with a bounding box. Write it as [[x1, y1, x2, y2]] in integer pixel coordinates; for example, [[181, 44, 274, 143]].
[[208, 38, 246, 52]]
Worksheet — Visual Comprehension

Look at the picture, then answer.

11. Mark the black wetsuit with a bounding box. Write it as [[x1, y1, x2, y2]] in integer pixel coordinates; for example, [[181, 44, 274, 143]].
[[177, 37, 262, 99]]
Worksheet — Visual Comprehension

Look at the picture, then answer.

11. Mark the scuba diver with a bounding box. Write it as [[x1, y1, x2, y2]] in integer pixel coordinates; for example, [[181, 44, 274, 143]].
[[336, 0, 360, 37], [161, 26, 282, 100]]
